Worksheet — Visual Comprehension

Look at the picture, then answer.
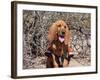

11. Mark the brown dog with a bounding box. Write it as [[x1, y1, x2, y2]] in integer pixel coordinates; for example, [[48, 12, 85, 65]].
[[45, 20, 71, 68]]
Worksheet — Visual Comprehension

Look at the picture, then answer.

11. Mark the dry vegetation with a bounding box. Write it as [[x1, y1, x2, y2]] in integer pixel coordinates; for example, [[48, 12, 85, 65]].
[[23, 10, 91, 69]]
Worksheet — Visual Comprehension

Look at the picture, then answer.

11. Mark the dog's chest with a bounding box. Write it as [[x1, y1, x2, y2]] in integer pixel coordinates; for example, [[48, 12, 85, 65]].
[[53, 40, 66, 56]]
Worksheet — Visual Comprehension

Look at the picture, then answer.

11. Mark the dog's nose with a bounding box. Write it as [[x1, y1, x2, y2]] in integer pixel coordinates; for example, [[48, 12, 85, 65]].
[[62, 32, 65, 35]]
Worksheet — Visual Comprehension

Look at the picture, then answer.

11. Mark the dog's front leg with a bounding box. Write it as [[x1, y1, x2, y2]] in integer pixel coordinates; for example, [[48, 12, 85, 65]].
[[63, 59, 69, 67], [52, 54, 58, 68]]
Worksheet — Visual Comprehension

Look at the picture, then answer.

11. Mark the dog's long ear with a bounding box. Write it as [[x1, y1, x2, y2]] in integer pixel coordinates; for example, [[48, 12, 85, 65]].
[[64, 25, 71, 45], [48, 23, 58, 42]]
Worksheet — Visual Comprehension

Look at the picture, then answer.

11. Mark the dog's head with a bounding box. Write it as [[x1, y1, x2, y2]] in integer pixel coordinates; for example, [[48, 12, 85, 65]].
[[48, 20, 70, 45]]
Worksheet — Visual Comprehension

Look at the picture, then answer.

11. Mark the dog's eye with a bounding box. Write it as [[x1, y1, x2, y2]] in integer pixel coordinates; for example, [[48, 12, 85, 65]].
[[64, 26, 66, 28], [58, 24, 61, 27]]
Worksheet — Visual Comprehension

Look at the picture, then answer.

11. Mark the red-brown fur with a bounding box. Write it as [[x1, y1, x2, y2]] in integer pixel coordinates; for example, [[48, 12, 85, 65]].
[[46, 20, 71, 68]]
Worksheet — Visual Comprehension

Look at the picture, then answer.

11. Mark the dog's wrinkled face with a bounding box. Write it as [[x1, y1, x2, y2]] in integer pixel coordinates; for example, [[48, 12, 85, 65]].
[[48, 20, 70, 45], [55, 20, 68, 42], [57, 22, 66, 37]]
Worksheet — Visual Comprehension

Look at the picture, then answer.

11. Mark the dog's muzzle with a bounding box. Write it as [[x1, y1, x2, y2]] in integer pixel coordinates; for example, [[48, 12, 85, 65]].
[[58, 31, 65, 37], [58, 31, 65, 43]]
